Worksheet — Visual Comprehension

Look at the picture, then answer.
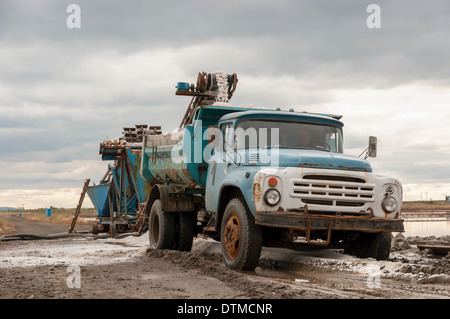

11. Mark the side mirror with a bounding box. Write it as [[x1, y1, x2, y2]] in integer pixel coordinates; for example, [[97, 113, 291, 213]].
[[368, 136, 377, 158]]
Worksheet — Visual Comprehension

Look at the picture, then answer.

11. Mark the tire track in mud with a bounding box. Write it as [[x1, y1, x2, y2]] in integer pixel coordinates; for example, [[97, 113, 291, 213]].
[[145, 245, 373, 299], [146, 248, 302, 299]]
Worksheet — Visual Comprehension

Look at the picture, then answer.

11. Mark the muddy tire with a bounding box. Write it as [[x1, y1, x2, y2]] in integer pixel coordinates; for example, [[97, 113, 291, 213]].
[[92, 224, 99, 235], [174, 212, 195, 252], [350, 232, 392, 261], [148, 200, 176, 249], [221, 198, 263, 271]]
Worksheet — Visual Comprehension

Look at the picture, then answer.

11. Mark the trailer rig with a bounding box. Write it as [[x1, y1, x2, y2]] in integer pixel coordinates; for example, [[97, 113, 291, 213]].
[[85, 72, 238, 237]]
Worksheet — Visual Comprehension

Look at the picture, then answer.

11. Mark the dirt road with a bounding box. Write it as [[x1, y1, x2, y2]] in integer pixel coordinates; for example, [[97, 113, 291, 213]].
[[0, 214, 91, 235], [0, 216, 449, 300]]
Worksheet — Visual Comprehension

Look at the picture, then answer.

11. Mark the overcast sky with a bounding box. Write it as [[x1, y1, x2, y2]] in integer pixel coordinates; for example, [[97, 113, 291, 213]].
[[1, 0, 449, 208]]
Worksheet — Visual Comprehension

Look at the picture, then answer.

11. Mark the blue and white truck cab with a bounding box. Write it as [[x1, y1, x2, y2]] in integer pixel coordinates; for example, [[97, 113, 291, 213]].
[[204, 108, 404, 269]]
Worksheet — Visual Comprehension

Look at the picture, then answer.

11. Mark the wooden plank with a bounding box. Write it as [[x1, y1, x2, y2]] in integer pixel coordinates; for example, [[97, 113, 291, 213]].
[[417, 244, 450, 256], [68, 179, 90, 233]]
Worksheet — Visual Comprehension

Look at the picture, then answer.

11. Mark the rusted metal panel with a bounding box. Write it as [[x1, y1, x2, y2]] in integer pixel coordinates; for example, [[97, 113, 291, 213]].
[[253, 182, 262, 203], [155, 185, 195, 212], [255, 211, 405, 233]]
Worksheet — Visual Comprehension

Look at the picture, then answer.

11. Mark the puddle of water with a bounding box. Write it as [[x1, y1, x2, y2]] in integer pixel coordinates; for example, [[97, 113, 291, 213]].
[[242, 267, 312, 284], [294, 278, 310, 283], [141, 273, 165, 281], [0, 239, 138, 268]]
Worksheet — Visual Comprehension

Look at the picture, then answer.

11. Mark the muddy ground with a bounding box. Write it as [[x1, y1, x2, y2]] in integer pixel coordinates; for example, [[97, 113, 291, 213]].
[[0, 215, 449, 300]]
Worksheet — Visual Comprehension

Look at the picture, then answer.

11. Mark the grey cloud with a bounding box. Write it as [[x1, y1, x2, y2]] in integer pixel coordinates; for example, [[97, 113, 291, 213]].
[[372, 147, 450, 184], [2, 1, 450, 88], [1, 0, 450, 202]]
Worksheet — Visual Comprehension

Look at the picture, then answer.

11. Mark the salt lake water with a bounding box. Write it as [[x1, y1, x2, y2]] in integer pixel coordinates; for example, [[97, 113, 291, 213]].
[[403, 218, 450, 237]]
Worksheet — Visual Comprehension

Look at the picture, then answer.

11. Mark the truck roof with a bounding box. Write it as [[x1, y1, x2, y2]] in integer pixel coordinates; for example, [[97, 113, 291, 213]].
[[190, 104, 343, 128], [218, 108, 344, 127]]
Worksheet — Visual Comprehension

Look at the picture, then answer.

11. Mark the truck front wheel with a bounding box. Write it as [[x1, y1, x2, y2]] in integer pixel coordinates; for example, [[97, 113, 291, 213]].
[[221, 198, 263, 271], [148, 199, 176, 249]]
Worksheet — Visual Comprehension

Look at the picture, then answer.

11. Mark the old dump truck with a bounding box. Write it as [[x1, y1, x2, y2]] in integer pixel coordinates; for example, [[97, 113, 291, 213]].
[[88, 71, 404, 270]]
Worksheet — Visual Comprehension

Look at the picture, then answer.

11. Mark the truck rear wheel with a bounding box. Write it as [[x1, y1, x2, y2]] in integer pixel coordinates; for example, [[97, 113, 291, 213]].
[[350, 232, 392, 261], [148, 199, 176, 249], [174, 212, 195, 252], [221, 198, 263, 270]]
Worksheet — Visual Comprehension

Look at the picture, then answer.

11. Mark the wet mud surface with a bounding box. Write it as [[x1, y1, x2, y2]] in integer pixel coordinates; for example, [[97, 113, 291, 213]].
[[0, 229, 449, 299]]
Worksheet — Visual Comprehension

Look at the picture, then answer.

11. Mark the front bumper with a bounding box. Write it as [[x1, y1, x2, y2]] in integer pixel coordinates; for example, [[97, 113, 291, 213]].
[[255, 211, 405, 233]]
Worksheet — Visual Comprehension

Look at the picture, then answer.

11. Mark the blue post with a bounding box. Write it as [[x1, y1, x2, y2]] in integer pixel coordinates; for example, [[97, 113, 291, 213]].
[[46, 208, 51, 217]]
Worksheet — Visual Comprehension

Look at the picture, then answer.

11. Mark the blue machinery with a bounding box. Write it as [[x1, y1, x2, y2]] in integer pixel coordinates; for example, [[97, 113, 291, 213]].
[[86, 72, 238, 236], [87, 126, 160, 235]]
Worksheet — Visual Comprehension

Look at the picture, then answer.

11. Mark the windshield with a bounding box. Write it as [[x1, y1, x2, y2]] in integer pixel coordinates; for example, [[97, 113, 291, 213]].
[[235, 119, 343, 153]]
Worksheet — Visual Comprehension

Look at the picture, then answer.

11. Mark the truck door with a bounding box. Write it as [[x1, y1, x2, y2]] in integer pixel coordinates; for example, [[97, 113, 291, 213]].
[[205, 122, 233, 213]]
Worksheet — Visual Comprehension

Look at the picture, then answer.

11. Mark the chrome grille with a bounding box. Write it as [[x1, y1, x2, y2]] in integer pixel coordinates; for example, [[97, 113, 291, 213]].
[[291, 174, 375, 208]]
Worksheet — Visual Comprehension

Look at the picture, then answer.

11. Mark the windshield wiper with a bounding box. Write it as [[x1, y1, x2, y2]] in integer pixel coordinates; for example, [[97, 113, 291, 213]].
[[264, 145, 305, 150], [264, 145, 312, 150], [313, 145, 332, 152], [264, 145, 334, 152]]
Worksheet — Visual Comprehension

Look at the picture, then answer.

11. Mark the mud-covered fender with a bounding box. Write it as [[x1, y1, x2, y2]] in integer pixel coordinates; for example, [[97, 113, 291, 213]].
[[209, 166, 261, 216]]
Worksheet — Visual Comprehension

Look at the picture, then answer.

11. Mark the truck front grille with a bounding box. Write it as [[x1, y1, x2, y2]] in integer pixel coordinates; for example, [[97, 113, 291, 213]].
[[291, 174, 375, 209]]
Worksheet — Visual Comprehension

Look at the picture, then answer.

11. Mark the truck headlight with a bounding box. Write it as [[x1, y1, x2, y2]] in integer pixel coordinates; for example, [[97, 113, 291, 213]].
[[382, 196, 398, 213], [264, 189, 281, 206]]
